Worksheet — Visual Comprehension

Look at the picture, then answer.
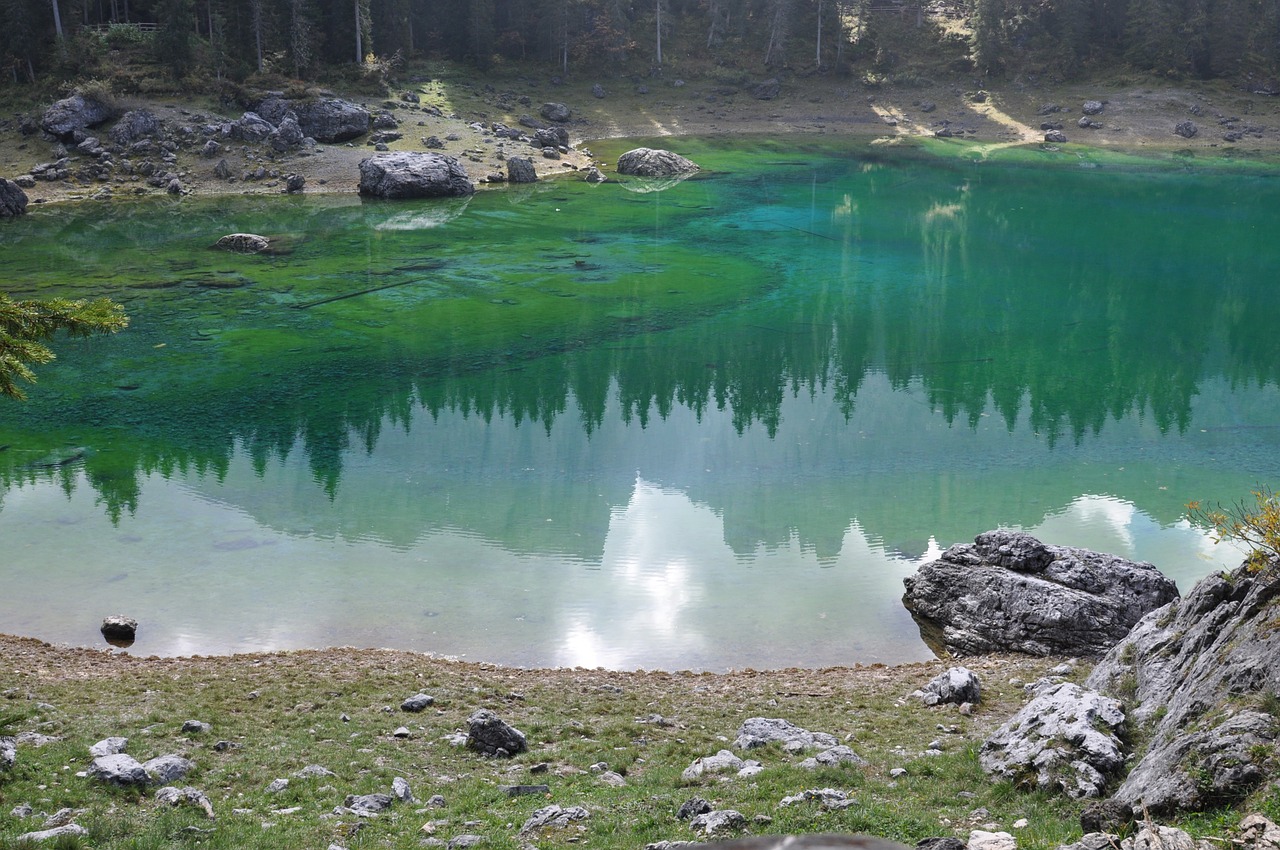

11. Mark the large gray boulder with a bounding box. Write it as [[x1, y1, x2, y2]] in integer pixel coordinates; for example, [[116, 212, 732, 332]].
[[0, 179, 28, 218], [233, 112, 274, 143], [268, 116, 304, 152], [507, 156, 537, 184], [358, 152, 475, 199], [292, 98, 370, 142], [617, 148, 700, 178], [41, 94, 115, 140], [980, 682, 1127, 798], [144, 754, 195, 784], [109, 109, 162, 146], [540, 102, 571, 123], [465, 708, 527, 756], [1086, 561, 1280, 813], [901, 530, 1178, 657]]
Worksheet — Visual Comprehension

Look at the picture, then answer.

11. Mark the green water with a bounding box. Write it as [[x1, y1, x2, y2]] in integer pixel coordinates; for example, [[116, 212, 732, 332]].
[[2, 137, 1279, 669]]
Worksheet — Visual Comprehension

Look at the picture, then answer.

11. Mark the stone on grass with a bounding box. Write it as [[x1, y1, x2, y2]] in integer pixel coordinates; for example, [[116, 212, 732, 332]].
[[267, 778, 289, 793], [968, 831, 1018, 850], [0, 736, 15, 770], [294, 764, 336, 779], [689, 809, 746, 836], [345, 793, 393, 815], [16, 824, 89, 843], [155, 786, 215, 819], [392, 776, 414, 802], [917, 839, 967, 850], [780, 788, 850, 808], [681, 749, 744, 781], [735, 717, 838, 750], [181, 720, 211, 734], [911, 667, 981, 706], [799, 745, 867, 769], [1124, 825, 1197, 850], [144, 754, 195, 784], [449, 835, 485, 849], [502, 784, 550, 797], [980, 682, 1125, 798], [520, 804, 590, 833], [598, 771, 627, 787], [540, 102, 571, 122], [401, 693, 434, 712], [677, 797, 711, 819], [466, 709, 527, 757], [89, 753, 150, 786]]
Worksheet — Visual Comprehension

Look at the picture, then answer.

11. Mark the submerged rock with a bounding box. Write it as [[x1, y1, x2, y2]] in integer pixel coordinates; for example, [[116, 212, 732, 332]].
[[215, 233, 271, 254]]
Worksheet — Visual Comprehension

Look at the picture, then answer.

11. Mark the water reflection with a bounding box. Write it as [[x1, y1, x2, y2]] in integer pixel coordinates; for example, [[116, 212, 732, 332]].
[[2, 140, 1279, 665]]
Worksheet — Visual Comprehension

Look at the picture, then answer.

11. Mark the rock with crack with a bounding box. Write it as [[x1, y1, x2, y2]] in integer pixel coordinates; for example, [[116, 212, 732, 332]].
[[520, 804, 590, 834], [41, 94, 115, 140], [89, 753, 151, 786], [980, 682, 1126, 798], [1086, 561, 1280, 813], [902, 530, 1178, 657], [144, 754, 195, 784], [16, 824, 89, 843], [0, 179, 28, 218]]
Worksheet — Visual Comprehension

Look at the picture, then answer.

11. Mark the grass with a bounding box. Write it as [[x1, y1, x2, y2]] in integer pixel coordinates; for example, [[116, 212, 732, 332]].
[[0, 641, 1079, 850]]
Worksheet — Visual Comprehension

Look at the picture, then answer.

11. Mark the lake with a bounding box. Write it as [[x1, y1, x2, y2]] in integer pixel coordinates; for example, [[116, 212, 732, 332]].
[[2, 136, 1278, 669]]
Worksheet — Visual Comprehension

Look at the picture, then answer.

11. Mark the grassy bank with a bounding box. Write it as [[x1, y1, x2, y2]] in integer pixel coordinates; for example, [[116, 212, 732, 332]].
[[1, 637, 1096, 850]]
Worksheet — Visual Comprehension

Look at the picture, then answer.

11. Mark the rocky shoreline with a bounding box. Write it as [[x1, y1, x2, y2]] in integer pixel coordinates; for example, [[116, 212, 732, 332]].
[[4, 72, 1280, 210]]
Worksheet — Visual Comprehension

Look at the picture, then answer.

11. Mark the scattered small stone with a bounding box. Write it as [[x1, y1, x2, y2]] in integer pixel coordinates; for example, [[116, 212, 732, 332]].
[[428, 794, 447, 808], [1045, 130, 1068, 143], [11, 803, 33, 818], [1082, 100, 1104, 115], [16, 824, 89, 843], [344, 793, 393, 815], [681, 749, 744, 781], [155, 786, 215, 819], [392, 776, 414, 802], [89, 737, 128, 758], [1013, 818, 1029, 829], [42, 808, 75, 828], [267, 778, 290, 793], [502, 784, 550, 797], [735, 717, 837, 751], [780, 788, 849, 808], [918, 839, 967, 850], [402, 694, 435, 712], [213, 740, 238, 752], [181, 720, 211, 734], [1174, 120, 1198, 138], [677, 797, 712, 820], [530, 762, 550, 774], [520, 804, 590, 834], [890, 768, 908, 778], [144, 754, 195, 784], [89, 753, 150, 786], [450, 835, 486, 849], [912, 668, 981, 706], [598, 771, 627, 787], [799, 745, 866, 769], [968, 830, 1017, 850], [393, 726, 412, 738], [467, 709, 527, 757], [689, 809, 746, 836]]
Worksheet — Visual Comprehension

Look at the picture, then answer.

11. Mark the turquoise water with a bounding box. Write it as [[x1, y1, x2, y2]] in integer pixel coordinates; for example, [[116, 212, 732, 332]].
[[2, 138, 1278, 668]]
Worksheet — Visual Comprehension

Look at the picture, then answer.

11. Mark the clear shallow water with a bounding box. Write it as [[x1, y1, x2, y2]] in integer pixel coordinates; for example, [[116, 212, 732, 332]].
[[1, 137, 1278, 668]]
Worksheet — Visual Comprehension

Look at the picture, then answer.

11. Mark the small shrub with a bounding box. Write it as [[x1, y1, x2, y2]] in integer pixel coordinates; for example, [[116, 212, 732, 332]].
[[1188, 487, 1280, 573]]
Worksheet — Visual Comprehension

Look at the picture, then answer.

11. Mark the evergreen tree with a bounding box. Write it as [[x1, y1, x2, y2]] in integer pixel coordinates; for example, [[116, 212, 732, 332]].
[[0, 295, 128, 401]]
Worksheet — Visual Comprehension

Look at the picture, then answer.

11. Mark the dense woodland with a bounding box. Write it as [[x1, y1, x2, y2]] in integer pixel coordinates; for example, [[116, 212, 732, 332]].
[[2, 0, 1279, 91]]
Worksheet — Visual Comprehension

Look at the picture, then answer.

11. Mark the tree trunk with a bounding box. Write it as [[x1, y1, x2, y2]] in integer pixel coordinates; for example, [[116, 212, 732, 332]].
[[251, 0, 263, 71], [655, 0, 663, 66], [50, 0, 64, 39], [354, 0, 362, 62], [815, 0, 823, 64]]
